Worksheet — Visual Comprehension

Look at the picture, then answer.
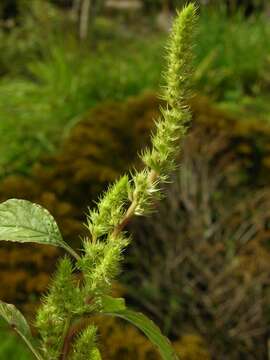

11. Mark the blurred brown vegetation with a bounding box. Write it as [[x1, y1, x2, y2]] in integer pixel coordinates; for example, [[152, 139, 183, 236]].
[[0, 93, 270, 358], [95, 316, 210, 360], [127, 96, 270, 359]]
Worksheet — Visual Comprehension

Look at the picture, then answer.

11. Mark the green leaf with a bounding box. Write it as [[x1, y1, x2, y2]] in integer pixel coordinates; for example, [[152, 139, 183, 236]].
[[0, 301, 32, 339], [102, 307, 178, 360], [100, 296, 126, 312], [0, 199, 78, 258], [0, 199, 62, 246], [0, 301, 43, 360]]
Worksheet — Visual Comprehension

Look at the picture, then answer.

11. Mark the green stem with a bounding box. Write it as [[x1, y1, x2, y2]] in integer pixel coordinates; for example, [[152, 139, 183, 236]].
[[62, 242, 81, 261], [20, 334, 44, 360], [59, 315, 72, 360], [60, 317, 91, 359], [112, 169, 158, 239]]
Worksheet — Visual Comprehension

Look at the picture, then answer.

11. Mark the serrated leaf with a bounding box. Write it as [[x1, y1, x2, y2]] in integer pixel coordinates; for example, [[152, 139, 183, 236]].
[[102, 308, 178, 360], [0, 199, 70, 250], [0, 301, 43, 360], [100, 296, 126, 312]]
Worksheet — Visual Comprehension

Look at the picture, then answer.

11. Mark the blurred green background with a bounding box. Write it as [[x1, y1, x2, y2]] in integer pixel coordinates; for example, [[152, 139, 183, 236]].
[[0, 1, 270, 359]]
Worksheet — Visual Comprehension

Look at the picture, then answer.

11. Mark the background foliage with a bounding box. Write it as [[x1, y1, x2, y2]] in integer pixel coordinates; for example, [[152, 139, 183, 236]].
[[0, 1, 269, 176]]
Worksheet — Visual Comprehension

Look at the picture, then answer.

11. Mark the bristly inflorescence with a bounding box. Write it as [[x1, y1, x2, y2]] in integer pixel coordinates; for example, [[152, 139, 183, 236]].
[[71, 326, 100, 360], [34, 4, 198, 360], [86, 175, 130, 242], [142, 4, 197, 177]]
